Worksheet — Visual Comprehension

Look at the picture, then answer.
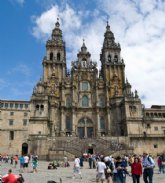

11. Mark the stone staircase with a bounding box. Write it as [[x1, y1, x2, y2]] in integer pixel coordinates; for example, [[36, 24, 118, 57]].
[[48, 137, 133, 160]]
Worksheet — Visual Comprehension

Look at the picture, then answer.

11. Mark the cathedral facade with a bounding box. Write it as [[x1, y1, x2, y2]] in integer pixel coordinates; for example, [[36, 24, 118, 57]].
[[0, 20, 165, 159]]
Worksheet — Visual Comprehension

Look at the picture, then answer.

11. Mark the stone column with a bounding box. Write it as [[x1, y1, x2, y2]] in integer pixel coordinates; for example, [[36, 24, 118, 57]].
[[72, 109, 76, 136], [60, 108, 65, 136], [107, 108, 111, 135], [84, 117, 87, 138], [96, 109, 100, 137]]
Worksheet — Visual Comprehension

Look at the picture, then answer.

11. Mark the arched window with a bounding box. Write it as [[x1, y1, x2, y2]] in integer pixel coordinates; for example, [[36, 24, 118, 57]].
[[57, 52, 61, 61], [114, 55, 118, 62], [36, 104, 39, 110], [66, 96, 72, 107], [82, 95, 89, 107], [100, 117, 105, 129], [66, 116, 72, 130], [50, 52, 53, 60], [40, 104, 44, 111], [81, 82, 89, 91], [108, 54, 111, 62]]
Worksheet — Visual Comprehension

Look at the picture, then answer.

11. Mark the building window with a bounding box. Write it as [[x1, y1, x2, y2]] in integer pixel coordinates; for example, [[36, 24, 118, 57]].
[[57, 52, 61, 61], [154, 126, 158, 131], [82, 95, 89, 107], [40, 105, 44, 111], [146, 123, 151, 128], [25, 104, 28, 109], [15, 104, 18, 109], [100, 117, 105, 129], [145, 113, 149, 117], [9, 131, 14, 140], [0, 103, 4, 108], [24, 112, 28, 117], [153, 144, 158, 148], [81, 82, 89, 91], [9, 120, 14, 126], [99, 96, 105, 107], [66, 116, 72, 131], [10, 103, 14, 108], [5, 103, 8, 108], [20, 104, 23, 109], [163, 130, 165, 136], [108, 54, 111, 62], [66, 96, 72, 107], [23, 119, 27, 126], [114, 55, 118, 62], [10, 112, 14, 116], [50, 52, 53, 60], [36, 104, 39, 110]]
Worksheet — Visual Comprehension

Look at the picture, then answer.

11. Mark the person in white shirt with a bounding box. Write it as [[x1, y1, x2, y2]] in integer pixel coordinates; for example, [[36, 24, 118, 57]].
[[73, 156, 82, 179], [23, 155, 29, 172], [96, 158, 106, 183]]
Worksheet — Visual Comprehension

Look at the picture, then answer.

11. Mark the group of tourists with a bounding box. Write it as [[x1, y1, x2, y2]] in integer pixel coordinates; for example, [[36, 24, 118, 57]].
[[73, 151, 165, 183], [1, 152, 165, 182], [0, 154, 39, 183]]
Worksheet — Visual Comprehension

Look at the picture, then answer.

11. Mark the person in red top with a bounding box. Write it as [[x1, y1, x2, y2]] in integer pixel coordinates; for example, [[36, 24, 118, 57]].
[[131, 157, 142, 183], [2, 169, 18, 183]]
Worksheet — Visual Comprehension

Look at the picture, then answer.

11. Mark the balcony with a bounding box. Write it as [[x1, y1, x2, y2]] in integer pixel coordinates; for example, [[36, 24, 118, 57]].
[[129, 133, 165, 138]]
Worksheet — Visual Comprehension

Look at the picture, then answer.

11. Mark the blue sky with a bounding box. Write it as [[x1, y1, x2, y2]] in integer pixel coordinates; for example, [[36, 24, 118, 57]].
[[0, 0, 165, 107]]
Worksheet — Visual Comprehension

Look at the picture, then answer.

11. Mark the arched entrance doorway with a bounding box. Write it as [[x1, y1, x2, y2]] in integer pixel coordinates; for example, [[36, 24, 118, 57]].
[[22, 143, 28, 155], [77, 117, 94, 138]]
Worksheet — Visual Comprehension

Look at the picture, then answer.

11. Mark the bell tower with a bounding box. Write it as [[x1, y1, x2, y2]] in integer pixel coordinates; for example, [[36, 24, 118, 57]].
[[43, 18, 66, 82], [100, 22, 125, 98]]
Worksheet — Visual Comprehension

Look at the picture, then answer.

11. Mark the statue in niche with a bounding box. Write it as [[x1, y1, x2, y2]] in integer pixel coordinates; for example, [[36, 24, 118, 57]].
[[114, 86, 119, 96]]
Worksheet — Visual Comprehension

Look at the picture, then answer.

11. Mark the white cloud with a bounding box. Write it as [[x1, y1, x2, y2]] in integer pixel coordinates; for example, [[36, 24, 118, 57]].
[[31, 0, 165, 107]]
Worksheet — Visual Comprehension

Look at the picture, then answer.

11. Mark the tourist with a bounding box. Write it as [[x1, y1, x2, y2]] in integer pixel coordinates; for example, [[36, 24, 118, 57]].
[[14, 155, 18, 168], [1, 169, 19, 183], [19, 155, 24, 173], [142, 152, 155, 183], [131, 157, 142, 183], [157, 155, 162, 173], [23, 154, 29, 172], [104, 157, 114, 183], [96, 158, 106, 183], [32, 156, 38, 173], [88, 154, 93, 169], [160, 153, 165, 174], [73, 156, 82, 179], [113, 156, 128, 183], [10, 156, 13, 165], [80, 155, 84, 168]]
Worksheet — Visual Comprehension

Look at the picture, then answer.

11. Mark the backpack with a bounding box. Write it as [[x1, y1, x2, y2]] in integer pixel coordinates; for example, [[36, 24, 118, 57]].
[[148, 156, 155, 168]]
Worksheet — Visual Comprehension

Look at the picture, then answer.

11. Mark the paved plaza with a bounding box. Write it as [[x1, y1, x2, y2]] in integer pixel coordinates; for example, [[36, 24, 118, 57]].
[[0, 160, 165, 183]]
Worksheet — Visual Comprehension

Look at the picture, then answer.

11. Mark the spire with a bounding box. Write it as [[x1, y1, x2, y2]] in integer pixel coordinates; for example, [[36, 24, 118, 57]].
[[46, 17, 65, 48], [102, 21, 120, 49], [106, 19, 110, 32], [77, 39, 91, 59], [55, 17, 60, 28], [81, 39, 87, 53], [51, 17, 62, 40]]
